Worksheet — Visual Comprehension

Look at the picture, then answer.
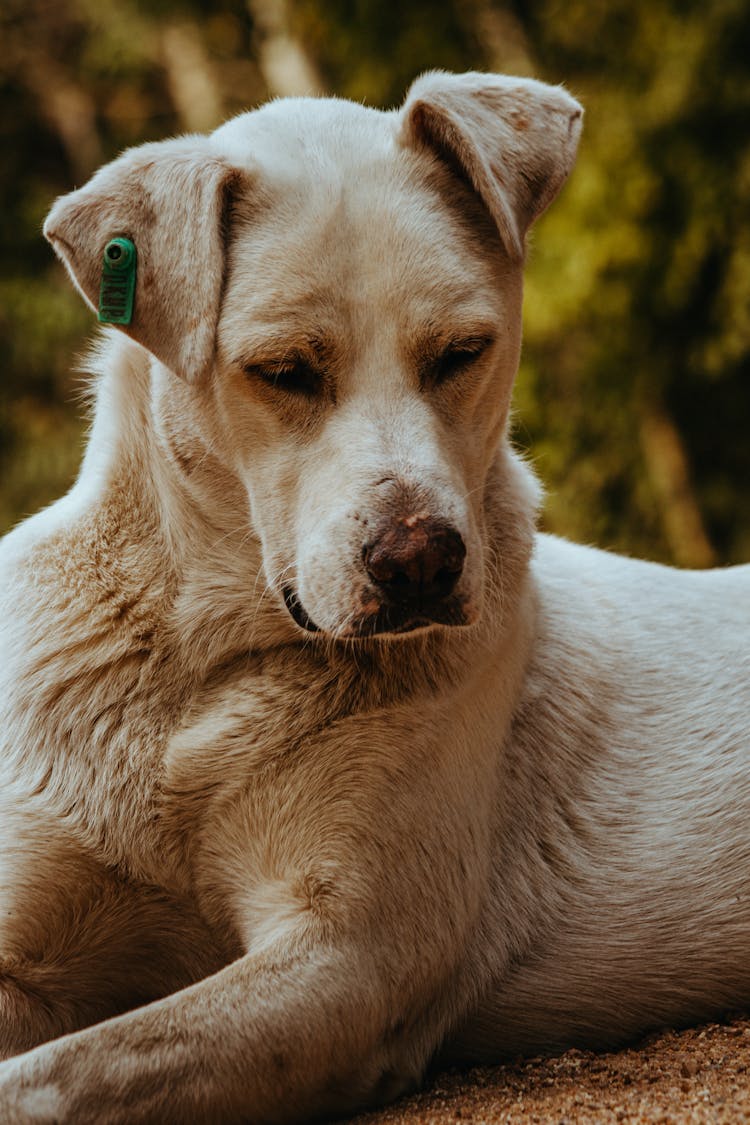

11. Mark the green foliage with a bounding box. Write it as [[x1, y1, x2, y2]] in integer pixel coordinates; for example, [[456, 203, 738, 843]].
[[515, 0, 750, 564], [288, 0, 488, 105], [1, 0, 747, 564]]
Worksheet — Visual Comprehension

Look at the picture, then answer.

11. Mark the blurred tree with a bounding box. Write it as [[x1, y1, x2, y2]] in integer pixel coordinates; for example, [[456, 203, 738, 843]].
[[1, 0, 747, 566], [512, 0, 750, 565]]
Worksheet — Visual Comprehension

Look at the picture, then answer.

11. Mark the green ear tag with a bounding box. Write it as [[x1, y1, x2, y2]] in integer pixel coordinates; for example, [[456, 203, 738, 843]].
[[98, 237, 137, 325]]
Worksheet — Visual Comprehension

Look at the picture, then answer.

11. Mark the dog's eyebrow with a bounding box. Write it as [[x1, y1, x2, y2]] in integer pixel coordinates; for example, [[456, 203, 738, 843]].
[[409, 323, 499, 364], [234, 332, 335, 371]]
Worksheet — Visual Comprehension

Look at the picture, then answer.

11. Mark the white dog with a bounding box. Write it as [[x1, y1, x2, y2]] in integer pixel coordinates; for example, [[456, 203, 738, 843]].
[[0, 70, 747, 1123]]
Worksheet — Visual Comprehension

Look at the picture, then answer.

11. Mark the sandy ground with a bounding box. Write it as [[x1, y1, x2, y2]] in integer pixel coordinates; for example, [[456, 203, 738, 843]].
[[350, 1016, 750, 1124]]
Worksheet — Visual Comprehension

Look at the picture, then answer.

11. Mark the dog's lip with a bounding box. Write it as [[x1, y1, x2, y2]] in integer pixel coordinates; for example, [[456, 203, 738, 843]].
[[347, 597, 470, 638], [281, 587, 469, 640], [282, 586, 320, 634]]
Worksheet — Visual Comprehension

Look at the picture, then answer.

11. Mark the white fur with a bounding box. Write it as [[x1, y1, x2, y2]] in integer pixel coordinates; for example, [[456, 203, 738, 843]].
[[0, 71, 746, 1123]]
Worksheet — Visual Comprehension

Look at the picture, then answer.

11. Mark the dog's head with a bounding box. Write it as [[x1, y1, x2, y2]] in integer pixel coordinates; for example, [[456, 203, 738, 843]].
[[44, 72, 582, 640]]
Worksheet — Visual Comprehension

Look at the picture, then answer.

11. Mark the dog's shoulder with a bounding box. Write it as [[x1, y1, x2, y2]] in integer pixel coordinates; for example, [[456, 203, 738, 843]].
[[0, 483, 169, 674]]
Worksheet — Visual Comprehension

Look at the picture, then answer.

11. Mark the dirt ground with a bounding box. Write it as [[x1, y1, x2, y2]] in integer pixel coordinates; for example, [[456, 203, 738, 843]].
[[350, 1016, 750, 1124]]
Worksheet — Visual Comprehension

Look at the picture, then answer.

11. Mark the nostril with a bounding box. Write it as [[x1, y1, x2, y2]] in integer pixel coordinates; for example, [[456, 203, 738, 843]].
[[434, 565, 460, 596], [389, 571, 411, 589]]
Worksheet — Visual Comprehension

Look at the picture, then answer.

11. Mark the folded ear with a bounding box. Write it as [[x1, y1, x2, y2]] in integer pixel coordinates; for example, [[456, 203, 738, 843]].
[[44, 137, 239, 381], [399, 71, 583, 261]]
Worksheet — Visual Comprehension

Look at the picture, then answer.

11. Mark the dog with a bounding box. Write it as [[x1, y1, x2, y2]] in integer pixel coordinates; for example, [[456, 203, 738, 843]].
[[0, 69, 747, 1123]]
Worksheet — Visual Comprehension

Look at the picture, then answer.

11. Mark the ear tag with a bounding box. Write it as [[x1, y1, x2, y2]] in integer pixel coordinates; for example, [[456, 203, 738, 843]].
[[98, 237, 137, 325]]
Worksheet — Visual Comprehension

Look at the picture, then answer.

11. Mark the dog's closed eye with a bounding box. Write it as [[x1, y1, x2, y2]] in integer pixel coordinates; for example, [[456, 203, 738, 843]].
[[244, 359, 323, 397], [425, 336, 494, 389]]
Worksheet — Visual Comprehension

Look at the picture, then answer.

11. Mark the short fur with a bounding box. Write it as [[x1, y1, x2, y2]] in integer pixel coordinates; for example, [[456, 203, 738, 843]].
[[0, 71, 747, 1123]]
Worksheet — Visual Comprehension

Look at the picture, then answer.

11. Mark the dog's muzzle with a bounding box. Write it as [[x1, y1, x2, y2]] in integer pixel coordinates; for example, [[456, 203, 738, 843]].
[[282, 516, 469, 639]]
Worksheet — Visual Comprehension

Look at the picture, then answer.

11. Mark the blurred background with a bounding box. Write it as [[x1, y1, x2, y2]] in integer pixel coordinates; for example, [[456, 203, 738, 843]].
[[1, 0, 748, 564]]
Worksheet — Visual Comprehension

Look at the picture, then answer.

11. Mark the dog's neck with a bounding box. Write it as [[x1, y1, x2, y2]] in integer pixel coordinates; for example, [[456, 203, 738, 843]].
[[79, 334, 291, 664]]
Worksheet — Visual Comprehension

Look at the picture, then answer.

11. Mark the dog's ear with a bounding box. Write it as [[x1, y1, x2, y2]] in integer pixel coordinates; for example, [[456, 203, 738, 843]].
[[399, 71, 583, 261], [44, 137, 239, 382]]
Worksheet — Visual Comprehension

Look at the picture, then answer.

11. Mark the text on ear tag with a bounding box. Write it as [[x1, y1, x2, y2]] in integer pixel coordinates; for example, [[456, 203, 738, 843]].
[[98, 237, 137, 325]]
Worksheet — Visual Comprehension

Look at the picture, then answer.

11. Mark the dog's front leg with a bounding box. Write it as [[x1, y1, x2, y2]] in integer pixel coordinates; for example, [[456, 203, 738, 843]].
[[0, 935, 434, 1124]]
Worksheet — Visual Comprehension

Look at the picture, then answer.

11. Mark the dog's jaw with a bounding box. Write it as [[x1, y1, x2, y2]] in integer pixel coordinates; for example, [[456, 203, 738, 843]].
[[344, 594, 473, 639]]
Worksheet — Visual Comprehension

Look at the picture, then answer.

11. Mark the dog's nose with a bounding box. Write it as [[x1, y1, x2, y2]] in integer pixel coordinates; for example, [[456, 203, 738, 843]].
[[363, 517, 466, 603]]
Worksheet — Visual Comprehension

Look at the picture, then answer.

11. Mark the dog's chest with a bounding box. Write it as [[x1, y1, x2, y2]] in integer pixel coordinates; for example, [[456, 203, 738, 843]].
[[154, 648, 513, 961]]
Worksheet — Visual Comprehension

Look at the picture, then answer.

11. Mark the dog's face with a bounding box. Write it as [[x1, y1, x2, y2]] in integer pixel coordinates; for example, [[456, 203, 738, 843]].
[[211, 100, 523, 637], [44, 73, 582, 640]]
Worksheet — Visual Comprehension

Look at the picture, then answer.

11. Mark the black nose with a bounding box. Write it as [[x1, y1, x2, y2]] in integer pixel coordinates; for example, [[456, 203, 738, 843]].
[[363, 517, 466, 604]]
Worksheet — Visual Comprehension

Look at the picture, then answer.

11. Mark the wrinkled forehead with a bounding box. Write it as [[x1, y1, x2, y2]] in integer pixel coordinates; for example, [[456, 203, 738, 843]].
[[214, 98, 508, 345]]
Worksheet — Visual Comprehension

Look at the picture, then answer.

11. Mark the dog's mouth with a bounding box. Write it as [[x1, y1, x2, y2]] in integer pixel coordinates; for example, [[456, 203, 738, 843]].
[[282, 586, 321, 633], [282, 585, 468, 639], [346, 597, 469, 638]]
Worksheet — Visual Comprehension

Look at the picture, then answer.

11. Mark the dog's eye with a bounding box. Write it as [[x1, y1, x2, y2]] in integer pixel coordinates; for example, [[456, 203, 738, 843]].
[[431, 339, 492, 386], [246, 361, 322, 397]]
